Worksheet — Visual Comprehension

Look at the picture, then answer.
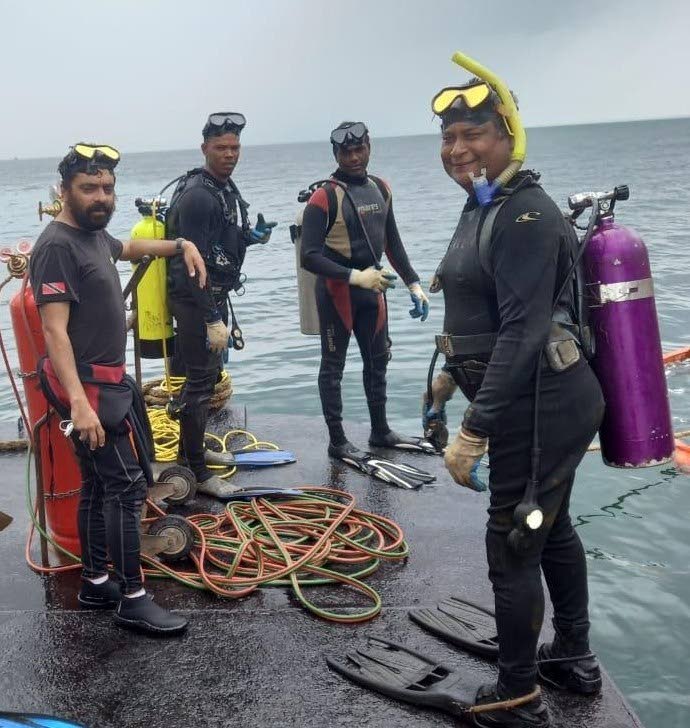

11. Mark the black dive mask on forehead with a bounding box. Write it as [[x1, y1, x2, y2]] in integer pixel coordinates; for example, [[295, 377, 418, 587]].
[[330, 122, 369, 148], [203, 112, 247, 139]]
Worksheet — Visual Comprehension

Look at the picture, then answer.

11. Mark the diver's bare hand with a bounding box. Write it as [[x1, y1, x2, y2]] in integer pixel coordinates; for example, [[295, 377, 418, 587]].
[[71, 399, 105, 450], [180, 240, 207, 288]]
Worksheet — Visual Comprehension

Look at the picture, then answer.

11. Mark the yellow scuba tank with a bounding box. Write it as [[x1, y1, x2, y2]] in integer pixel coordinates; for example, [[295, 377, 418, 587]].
[[130, 198, 174, 358]]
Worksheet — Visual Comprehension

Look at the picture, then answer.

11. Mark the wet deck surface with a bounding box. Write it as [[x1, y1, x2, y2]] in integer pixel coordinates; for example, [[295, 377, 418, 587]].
[[0, 410, 644, 728]]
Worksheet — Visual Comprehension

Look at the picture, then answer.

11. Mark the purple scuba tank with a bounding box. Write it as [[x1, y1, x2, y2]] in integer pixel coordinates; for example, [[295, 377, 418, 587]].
[[569, 186, 674, 467]]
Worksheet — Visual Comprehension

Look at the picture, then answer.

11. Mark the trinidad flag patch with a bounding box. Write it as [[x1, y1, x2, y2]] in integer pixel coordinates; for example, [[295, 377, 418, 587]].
[[41, 282, 66, 296]]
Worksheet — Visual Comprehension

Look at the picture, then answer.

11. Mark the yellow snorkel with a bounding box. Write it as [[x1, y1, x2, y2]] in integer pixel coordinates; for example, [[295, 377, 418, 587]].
[[451, 51, 527, 205]]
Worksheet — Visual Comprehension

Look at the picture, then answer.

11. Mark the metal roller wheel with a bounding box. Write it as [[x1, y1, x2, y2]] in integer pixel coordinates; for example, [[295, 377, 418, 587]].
[[147, 515, 195, 563], [157, 465, 197, 505]]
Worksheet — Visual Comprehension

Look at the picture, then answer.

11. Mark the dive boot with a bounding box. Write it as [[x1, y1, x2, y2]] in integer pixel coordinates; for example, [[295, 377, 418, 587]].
[[368, 429, 435, 454], [473, 683, 551, 728], [78, 577, 121, 609], [196, 474, 241, 499], [113, 593, 188, 635], [537, 639, 602, 695]]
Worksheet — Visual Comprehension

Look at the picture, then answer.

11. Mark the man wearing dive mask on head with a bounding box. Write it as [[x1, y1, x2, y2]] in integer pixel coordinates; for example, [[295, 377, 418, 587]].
[[30, 143, 206, 636], [166, 112, 277, 498], [301, 121, 429, 463], [427, 77, 605, 726]]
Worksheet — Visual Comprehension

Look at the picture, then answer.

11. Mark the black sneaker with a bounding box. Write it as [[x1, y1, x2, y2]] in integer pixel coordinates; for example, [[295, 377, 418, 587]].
[[78, 577, 121, 609], [113, 593, 188, 636], [537, 642, 602, 695], [473, 684, 551, 728]]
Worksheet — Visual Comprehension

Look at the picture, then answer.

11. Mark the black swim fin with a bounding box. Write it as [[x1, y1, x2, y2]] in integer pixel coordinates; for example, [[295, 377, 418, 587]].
[[409, 596, 499, 659], [326, 637, 543, 723], [329, 443, 435, 489], [409, 596, 600, 696]]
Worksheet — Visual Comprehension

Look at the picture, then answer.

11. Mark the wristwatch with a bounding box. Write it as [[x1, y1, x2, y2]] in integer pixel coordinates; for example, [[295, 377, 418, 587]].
[[175, 238, 186, 254]]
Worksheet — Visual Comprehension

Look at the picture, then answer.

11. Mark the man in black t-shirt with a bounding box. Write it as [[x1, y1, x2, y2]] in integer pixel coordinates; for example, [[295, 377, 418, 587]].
[[165, 112, 277, 498], [30, 143, 206, 636]]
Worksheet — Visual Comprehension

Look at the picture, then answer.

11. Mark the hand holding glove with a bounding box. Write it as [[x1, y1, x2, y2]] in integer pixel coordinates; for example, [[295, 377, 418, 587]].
[[349, 267, 397, 292], [249, 213, 278, 245], [206, 320, 230, 353], [408, 282, 429, 321], [444, 427, 488, 492]]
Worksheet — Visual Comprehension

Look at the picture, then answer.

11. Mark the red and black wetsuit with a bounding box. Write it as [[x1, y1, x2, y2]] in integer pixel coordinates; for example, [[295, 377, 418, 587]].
[[300, 169, 419, 445]]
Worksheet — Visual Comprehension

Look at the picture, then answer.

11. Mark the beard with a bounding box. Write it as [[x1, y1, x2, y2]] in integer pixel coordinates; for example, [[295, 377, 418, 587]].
[[71, 200, 115, 231]]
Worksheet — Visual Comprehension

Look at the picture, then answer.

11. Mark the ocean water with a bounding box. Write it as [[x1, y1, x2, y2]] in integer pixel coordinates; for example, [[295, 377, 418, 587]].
[[1, 118, 689, 727]]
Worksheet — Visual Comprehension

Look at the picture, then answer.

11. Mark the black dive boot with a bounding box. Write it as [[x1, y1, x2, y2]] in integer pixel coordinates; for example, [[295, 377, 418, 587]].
[[78, 577, 121, 609], [328, 440, 365, 460], [473, 684, 551, 728], [368, 429, 434, 453], [537, 630, 602, 695], [114, 593, 188, 635]]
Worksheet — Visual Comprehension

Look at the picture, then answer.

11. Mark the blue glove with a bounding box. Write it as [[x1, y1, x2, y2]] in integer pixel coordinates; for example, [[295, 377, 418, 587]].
[[408, 282, 429, 322], [422, 401, 447, 431], [249, 213, 277, 245]]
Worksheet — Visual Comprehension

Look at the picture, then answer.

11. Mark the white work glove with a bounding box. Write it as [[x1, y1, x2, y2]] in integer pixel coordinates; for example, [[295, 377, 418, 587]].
[[206, 320, 230, 353], [349, 267, 397, 292]]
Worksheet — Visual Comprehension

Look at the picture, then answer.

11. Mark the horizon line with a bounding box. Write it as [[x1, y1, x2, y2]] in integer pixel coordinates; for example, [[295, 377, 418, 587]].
[[1, 114, 688, 163]]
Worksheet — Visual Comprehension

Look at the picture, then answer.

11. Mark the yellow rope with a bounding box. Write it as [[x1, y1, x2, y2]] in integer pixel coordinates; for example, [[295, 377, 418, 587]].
[[147, 407, 281, 480]]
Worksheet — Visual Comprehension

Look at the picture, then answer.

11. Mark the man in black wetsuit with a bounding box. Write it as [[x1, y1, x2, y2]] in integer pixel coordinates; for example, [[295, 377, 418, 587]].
[[30, 143, 206, 635], [425, 82, 605, 726], [166, 112, 276, 498], [300, 121, 429, 460]]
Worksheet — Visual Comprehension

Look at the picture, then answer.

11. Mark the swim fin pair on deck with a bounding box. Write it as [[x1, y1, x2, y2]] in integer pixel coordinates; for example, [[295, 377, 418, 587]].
[[327, 597, 600, 724], [204, 448, 296, 468], [329, 442, 435, 489], [326, 637, 544, 725]]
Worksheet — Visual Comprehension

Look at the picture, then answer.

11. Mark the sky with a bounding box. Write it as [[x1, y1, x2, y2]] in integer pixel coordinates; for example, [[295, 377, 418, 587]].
[[1, 0, 688, 159]]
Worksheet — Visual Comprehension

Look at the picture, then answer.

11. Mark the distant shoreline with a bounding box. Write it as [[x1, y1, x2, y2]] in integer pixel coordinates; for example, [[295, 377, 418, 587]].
[[1, 115, 688, 163]]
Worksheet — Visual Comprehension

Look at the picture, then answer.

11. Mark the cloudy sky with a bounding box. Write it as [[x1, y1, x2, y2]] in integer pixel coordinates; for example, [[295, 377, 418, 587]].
[[1, 0, 688, 158]]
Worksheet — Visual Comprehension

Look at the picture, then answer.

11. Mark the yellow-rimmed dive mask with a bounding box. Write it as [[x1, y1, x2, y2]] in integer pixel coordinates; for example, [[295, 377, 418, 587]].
[[431, 82, 513, 137], [73, 143, 120, 163], [431, 82, 491, 115]]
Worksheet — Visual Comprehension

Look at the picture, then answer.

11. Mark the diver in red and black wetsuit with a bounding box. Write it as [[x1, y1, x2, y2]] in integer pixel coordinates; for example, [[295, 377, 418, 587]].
[[300, 121, 430, 461]]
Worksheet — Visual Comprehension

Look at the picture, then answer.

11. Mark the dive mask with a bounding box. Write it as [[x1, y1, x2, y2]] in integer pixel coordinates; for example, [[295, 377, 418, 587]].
[[431, 82, 491, 115], [205, 112, 247, 135], [432, 82, 513, 136], [330, 122, 369, 147], [60, 143, 120, 177], [73, 143, 120, 163]]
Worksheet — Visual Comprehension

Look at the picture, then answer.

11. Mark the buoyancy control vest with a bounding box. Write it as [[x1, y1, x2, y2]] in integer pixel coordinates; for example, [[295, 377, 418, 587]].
[[433, 175, 593, 367], [166, 168, 251, 292]]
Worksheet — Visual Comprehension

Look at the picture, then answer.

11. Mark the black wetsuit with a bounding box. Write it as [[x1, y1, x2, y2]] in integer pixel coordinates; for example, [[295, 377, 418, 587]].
[[436, 173, 605, 697], [166, 169, 250, 482], [300, 169, 419, 445], [30, 221, 146, 593]]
